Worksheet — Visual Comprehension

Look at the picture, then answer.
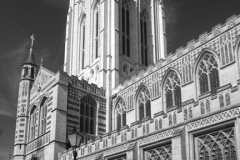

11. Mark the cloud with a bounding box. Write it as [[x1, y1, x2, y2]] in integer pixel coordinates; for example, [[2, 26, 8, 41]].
[[42, 0, 69, 9], [163, 0, 185, 53], [0, 38, 30, 118]]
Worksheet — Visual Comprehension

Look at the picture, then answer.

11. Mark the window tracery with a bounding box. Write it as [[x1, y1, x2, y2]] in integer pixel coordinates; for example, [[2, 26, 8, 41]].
[[115, 99, 126, 130], [196, 127, 236, 160], [137, 86, 151, 121], [165, 71, 182, 110], [198, 53, 219, 95], [145, 144, 172, 160]]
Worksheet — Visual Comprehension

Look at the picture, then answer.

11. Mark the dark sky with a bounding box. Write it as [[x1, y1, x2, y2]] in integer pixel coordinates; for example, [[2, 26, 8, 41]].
[[0, 0, 240, 159]]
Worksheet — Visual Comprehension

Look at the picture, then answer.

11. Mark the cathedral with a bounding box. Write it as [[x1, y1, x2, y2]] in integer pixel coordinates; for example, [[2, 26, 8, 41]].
[[13, 0, 240, 160]]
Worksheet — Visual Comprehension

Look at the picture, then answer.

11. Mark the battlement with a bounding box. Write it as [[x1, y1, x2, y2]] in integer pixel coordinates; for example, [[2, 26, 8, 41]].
[[68, 75, 106, 98], [113, 14, 240, 95]]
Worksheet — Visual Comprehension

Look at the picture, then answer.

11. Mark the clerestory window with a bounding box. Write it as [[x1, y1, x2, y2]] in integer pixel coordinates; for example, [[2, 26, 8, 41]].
[[115, 99, 126, 131], [164, 71, 182, 111], [198, 53, 219, 95], [137, 86, 151, 121]]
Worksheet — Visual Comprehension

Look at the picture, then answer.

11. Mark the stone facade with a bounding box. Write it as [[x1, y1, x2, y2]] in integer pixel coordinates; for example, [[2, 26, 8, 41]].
[[13, 0, 240, 160]]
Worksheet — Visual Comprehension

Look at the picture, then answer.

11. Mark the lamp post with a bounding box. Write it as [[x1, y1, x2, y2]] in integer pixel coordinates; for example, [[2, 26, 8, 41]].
[[67, 126, 81, 160]]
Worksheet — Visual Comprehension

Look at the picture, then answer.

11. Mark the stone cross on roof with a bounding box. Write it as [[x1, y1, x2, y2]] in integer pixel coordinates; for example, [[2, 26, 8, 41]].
[[30, 34, 36, 47]]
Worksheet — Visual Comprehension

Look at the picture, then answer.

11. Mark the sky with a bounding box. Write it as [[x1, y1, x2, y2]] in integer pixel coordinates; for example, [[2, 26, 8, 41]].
[[0, 0, 240, 159]]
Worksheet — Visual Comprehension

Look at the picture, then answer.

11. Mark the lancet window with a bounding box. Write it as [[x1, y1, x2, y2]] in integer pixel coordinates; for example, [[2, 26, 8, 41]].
[[137, 86, 151, 121], [80, 15, 86, 71], [198, 53, 219, 95], [165, 71, 182, 110], [140, 12, 148, 66], [196, 127, 237, 160], [115, 99, 126, 130], [122, 0, 130, 57], [79, 96, 96, 135], [39, 99, 48, 135], [93, 1, 100, 60], [29, 107, 37, 142], [145, 144, 172, 160]]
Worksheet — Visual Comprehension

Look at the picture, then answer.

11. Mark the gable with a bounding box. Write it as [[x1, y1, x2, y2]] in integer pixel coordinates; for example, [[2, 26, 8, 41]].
[[31, 67, 55, 94]]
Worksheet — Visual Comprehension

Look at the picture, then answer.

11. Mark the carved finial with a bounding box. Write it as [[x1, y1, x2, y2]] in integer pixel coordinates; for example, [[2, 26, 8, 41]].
[[30, 34, 36, 47], [41, 57, 44, 66]]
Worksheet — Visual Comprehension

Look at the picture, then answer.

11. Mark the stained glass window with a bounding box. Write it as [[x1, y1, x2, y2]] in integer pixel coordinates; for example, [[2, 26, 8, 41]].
[[196, 127, 237, 160], [122, 0, 130, 57], [165, 71, 182, 110], [115, 99, 126, 130], [79, 96, 96, 135], [137, 86, 151, 121], [198, 53, 219, 95]]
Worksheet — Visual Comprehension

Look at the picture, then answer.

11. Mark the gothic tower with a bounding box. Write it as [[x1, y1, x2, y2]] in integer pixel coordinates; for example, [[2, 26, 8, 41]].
[[63, 0, 166, 132], [13, 36, 38, 160]]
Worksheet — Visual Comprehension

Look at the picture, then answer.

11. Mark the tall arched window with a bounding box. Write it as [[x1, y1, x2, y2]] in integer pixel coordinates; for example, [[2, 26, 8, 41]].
[[164, 71, 182, 111], [93, 1, 100, 61], [122, 0, 130, 57], [39, 99, 48, 135], [29, 106, 37, 142], [137, 86, 151, 121], [140, 12, 148, 66], [115, 99, 126, 130], [198, 53, 219, 95], [80, 15, 86, 71], [79, 96, 96, 135]]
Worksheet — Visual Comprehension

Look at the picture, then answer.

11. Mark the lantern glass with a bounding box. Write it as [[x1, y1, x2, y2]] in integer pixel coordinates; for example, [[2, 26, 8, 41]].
[[68, 129, 81, 148]]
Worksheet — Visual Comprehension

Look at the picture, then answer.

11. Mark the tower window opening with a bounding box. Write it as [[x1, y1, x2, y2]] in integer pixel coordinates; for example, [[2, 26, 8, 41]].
[[140, 13, 148, 66], [122, 0, 130, 57]]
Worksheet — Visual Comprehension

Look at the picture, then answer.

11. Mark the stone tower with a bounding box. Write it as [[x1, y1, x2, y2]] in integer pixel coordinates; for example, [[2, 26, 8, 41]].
[[13, 35, 38, 160], [63, 0, 167, 132]]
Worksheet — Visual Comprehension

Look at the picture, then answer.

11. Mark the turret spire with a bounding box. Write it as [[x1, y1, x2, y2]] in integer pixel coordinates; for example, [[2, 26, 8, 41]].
[[25, 34, 36, 65]]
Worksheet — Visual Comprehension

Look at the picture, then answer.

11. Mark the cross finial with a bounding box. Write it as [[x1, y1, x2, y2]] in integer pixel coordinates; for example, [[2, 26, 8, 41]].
[[30, 34, 36, 47]]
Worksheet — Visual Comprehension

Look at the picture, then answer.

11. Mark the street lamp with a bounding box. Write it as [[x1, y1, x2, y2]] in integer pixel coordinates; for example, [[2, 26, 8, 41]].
[[67, 126, 81, 160]]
